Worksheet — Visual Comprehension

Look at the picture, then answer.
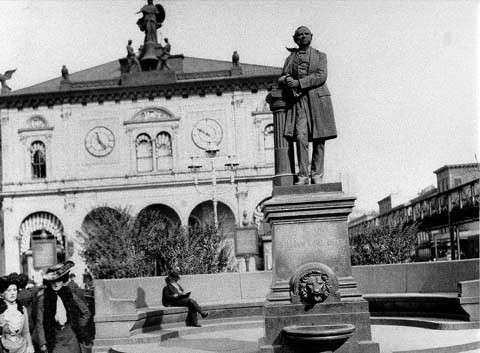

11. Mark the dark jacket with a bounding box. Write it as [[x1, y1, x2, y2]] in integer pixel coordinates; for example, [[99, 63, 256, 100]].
[[162, 282, 184, 307], [281, 47, 337, 141], [36, 286, 90, 350]]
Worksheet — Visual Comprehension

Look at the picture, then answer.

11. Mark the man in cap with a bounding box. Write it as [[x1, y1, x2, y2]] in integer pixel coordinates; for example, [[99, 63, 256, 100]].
[[279, 26, 337, 185], [162, 271, 208, 327]]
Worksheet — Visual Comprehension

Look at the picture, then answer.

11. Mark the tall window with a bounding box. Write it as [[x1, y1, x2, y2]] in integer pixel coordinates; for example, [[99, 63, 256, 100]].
[[31, 141, 46, 179], [136, 134, 153, 172], [156, 132, 172, 170], [264, 124, 274, 150]]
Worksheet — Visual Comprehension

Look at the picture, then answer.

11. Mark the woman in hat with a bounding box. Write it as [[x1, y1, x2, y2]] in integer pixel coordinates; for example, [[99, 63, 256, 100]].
[[36, 261, 90, 353], [0, 272, 35, 353], [162, 271, 208, 327]]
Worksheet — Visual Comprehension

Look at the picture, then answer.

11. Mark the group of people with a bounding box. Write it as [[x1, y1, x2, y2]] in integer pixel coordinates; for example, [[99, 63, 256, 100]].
[[0, 261, 91, 353]]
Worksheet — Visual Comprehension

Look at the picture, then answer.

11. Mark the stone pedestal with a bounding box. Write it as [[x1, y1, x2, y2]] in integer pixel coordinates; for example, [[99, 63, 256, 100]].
[[259, 184, 379, 353]]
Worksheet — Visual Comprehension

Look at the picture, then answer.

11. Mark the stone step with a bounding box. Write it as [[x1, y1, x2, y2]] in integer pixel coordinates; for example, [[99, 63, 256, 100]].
[[92, 316, 263, 353]]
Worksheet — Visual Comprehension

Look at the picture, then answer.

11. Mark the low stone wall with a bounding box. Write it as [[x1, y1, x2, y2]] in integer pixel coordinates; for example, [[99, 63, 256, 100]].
[[95, 271, 271, 318], [352, 259, 479, 294], [93, 259, 479, 344], [94, 271, 271, 341]]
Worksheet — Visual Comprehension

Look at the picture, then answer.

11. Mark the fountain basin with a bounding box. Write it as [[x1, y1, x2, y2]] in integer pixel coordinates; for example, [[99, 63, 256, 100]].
[[283, 324, 355, 352]]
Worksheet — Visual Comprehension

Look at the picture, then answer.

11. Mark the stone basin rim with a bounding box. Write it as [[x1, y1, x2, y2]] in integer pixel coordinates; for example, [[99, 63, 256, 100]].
[[282, 324, 356, 338]]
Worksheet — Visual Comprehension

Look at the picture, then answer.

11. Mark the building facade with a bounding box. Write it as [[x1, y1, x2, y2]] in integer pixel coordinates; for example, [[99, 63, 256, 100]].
[[434, 163, 480, 193], [0, 54, 281, 282], [348, 163, 479, 261]]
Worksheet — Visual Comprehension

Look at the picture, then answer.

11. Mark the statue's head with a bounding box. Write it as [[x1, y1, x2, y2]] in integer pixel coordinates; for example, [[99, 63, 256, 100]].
[[147, 0, 153, 4], [293, 26, 312, 47], [128, 39, 132, 45]]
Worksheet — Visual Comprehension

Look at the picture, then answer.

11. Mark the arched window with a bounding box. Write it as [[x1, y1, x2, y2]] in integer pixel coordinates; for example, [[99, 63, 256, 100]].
[[156, 132, 172, 157], [31, 141, 46, 179], [136, 133, 153, 172], [155, 132, 173, 171], [264, 124, 274, 150]]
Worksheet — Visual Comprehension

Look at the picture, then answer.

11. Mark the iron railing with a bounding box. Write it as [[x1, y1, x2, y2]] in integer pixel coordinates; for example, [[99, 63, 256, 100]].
[[349, 178, 479, 238]]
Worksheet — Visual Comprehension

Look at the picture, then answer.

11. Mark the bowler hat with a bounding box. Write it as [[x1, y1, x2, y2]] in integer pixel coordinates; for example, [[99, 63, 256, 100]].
[[43, 261, 75, 282], [168, 271, 180, 281]]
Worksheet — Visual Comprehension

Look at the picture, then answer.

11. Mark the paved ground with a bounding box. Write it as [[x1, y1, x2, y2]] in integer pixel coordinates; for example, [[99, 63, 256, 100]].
[[111, 322, 480, 353]]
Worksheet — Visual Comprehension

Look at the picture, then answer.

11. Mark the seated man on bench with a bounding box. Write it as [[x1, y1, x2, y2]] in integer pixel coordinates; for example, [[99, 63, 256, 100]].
[[162, 271, 209, 327]]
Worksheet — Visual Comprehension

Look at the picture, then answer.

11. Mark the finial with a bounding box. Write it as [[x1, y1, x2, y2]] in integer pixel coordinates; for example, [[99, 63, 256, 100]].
[[61, 65, 69, 80], [0, 69, 16, 94], [232, 51, 240, 66]]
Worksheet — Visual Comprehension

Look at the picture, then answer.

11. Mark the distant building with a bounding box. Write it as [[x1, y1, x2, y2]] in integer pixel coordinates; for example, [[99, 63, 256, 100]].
[[348, 163, 479, 261], [434, 163, 480, 192], [0, 51, 281, 281]]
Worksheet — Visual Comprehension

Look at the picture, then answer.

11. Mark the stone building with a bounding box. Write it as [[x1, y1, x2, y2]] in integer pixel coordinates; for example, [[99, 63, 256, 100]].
[[0, 53, 280, 282], [434, 163, 480, 193]]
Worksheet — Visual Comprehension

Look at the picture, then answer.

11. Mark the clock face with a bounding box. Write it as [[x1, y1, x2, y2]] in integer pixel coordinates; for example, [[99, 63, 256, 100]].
[[85, 126, 115, 157], [191, 118, 223, 150]]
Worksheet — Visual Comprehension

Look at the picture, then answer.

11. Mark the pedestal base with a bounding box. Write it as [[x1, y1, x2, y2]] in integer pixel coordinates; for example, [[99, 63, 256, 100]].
[[260, 185, 379, 353], [259, 301, 379, 353]]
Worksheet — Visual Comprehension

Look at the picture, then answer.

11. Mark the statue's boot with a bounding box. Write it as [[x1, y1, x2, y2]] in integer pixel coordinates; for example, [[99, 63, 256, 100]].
[[311, 174, 323, 184], [295, 176, 309, 185]]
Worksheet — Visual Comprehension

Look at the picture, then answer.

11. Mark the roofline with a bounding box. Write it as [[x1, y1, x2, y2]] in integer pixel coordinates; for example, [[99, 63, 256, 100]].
[[0, 74, 277, 110], [433, 163, 480, 174]]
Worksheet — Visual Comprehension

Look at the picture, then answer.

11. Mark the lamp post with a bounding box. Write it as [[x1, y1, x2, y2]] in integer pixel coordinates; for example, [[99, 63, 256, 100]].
[[188, 143, 239, 229]]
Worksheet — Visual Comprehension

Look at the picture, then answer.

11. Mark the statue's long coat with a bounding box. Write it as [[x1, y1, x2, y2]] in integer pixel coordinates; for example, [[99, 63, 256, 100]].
[[282, 48, 337, 141]]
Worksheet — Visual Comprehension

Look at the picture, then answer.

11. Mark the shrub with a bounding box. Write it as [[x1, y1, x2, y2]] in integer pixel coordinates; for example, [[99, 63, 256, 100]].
[[78, 206, 233, 279], [350, 222, 419, 265]]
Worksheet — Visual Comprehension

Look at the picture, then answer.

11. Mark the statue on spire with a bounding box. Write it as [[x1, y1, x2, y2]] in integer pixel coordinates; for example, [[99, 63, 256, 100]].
[[136, 0, 165, 46]]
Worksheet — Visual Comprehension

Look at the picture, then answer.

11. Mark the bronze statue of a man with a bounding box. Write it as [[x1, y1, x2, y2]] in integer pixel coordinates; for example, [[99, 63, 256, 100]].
[[279, 26, 337, 185]]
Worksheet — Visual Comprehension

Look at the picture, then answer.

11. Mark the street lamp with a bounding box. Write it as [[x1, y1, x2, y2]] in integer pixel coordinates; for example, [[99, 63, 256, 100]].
[[188, 145, 239, 229]]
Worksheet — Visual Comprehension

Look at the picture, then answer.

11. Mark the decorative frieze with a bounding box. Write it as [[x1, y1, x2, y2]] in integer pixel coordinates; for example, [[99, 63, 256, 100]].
[[0, 76, 276, 110]]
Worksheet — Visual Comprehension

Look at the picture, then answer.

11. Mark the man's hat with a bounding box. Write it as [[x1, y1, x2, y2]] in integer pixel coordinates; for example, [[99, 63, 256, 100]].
[[0, 273, 21, 293], [168, 271, 180, 281], [43, 261, 75, 282]]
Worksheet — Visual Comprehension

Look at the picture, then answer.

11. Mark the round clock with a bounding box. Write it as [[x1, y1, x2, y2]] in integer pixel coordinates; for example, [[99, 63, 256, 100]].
[[85, 126, 115, 157], [191, 118, 223, 150]]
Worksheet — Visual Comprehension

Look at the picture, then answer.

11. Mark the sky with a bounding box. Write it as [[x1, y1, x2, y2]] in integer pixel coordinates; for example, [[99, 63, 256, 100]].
[[0, 0, 478, 213]]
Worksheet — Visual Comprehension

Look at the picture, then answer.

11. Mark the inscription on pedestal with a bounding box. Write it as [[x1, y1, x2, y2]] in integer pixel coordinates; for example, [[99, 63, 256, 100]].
[[273, 221, 351, 281], [277, 236, 344, 251]]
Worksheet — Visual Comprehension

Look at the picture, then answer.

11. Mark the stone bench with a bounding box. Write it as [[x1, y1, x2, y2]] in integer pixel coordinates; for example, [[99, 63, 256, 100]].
[[363, 292, 471, 320], [131, 300, 264, 333], [458, 279, 480, 321], [94, 272, 271, 341]]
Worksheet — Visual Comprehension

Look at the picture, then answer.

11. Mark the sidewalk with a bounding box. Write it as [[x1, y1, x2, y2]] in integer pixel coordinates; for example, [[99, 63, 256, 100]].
[[109, 320, 480, 353]]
